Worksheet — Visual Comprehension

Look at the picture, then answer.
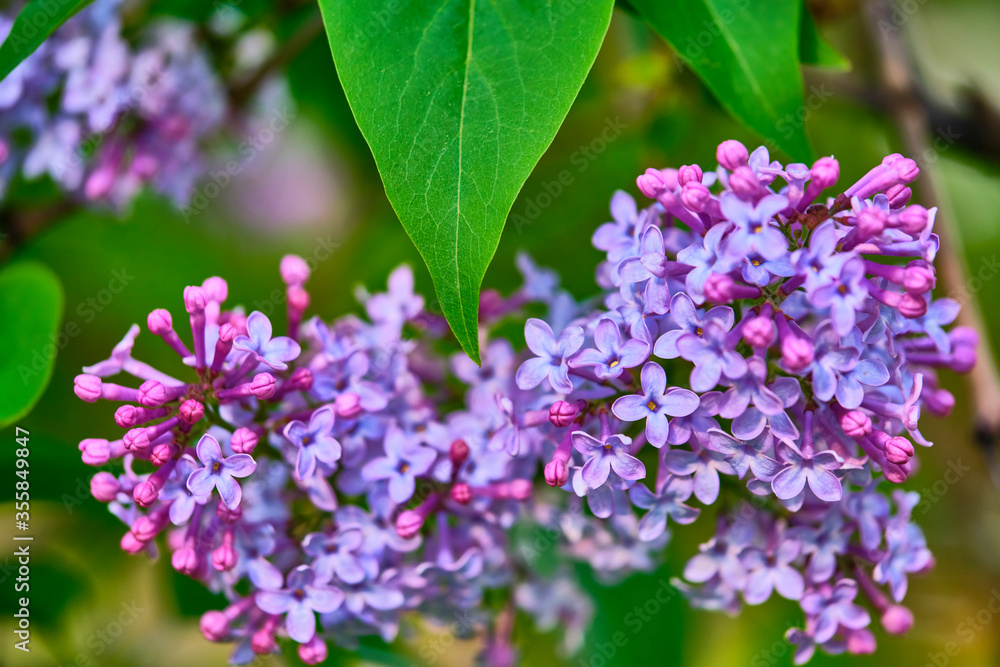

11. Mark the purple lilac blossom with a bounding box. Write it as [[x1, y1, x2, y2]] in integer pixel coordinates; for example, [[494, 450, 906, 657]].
[[73, 141, 974, 665]]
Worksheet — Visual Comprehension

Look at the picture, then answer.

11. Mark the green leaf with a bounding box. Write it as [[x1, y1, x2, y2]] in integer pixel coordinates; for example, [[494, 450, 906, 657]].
[[799, 6, 850, 71], [0, 261, 64, 428], [630, 0, 813, 160], [318, 0, 615, 363], [0, 0, 93, 83]]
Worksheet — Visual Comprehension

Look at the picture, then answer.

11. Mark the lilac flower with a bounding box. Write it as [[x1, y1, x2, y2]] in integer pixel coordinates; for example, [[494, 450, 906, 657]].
[[652, 292, 734, 359], [516, 318, 584, 394], [800, 579, 871, 644], [612, 362, 698, 447], [706, 428, 781, 481], [793, 511, 853, 584], [676, 223, 735, 303], [741, 539, 805, 604], [771, 441, 843, 502], [572, 432, 645, 489], [232, 311, 301, 371], [365, 265, 424, 328], [718, 356, 800, 441], [159, 455, 210, 525], [791, 221, 849, 291], [718, 192, 789, 261], [592, 190, 645, 262], [806, 323, 889, 408], [662, 446, 735, 504], [873, 521, 932, 602], [676, 320, 748, 392], [811, 257, 868, 336], [360, 423, 436, 504], [629, 476, 700, 541], [186, 434, 256, 510], [302, 528, 377, 585], [617, 225, 674, 314], [570, 318, 649, 380], [256, 565, 344, 643], [283, 406, 343, 481]]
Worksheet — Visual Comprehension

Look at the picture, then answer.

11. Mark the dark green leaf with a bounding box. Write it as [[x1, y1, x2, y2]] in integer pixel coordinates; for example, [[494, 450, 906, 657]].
[[630, 0, 813, 160], [0, 0, 93, 83], [0, 261, 64, 428], [799, 6, 850, 71], [318, 0, 615, 363]]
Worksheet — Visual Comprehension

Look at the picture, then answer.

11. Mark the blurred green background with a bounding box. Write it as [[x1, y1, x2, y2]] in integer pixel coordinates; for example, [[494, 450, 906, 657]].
[[4, 1, 1000, 665]]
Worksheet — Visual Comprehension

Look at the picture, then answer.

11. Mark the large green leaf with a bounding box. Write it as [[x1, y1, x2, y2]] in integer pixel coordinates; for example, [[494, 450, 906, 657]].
[[0, 261, 64, 428], [318, 0, 615, 363], [631, 0, 813, 160], [0, 0, 93, 83], [799, 5, 850, 71]]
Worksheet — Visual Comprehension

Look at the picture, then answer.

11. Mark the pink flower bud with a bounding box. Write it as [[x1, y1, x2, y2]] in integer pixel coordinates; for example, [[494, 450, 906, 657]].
[[137, 380, 167, 408], [637, 168, 670, 199], [897, 205, 929, 235], [280, 255, 311, 286], [90, 472, 120, 502], [903, 263, 935, 294], [396, 510, 425, 538], [149, 443, 176, 467], [728, 166, 759, 197], [884, 436, 914, 464], [179, 399, 205, 425], [172, 546, 202, 576], [717, 140, 749, 170], [680, 181, 711, 212], [133, 480, 160, 507], [742, 316, 775, 348], [147, 309, 173, 335], [810, 156, 840, 189], [183, 286, 207, 313], [230, 427, 258, 455], [217, 502, 243, 523], [450, 483, 472, 504], [74, 374, 102, 402], [703, 273, 736, 304], [897, 292, 927, 318], [846, 628, 876, 655], [124, 428, 151, 452], [952, 346, 977, 373], [886, 183, 912, 208], [508, 479, 532, 500], [881, 605, 914, 634], [857, 207, 887, 238], [120, 532, 146, 554], [449, 439, 470, 465], [545, 459, 569, 487], [549, 400, 581, 427], [200, 611, 230, 642], [334, 391, 362, 419], [201, 277, 228, 303], [212, 544, 238, 571], [250, 373, 277, 400], [839, 410, 872, 438], [298, 636, 328, 665], [81, 438, 112, 466], [677, 164, 703, 186], [781, 336, 814, 372]]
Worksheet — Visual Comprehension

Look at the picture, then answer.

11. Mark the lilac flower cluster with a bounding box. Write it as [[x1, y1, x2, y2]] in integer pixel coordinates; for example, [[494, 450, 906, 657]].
[[0, 0, 227, 207], [74, 141, 972, 664]]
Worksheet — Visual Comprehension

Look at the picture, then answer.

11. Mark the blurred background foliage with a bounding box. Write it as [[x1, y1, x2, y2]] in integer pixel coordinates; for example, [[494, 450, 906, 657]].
[[3, 0, 1000, 665]]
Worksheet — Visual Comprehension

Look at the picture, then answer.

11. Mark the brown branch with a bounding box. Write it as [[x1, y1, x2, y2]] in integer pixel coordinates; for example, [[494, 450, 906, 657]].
[[864, 0, 1000, 459]]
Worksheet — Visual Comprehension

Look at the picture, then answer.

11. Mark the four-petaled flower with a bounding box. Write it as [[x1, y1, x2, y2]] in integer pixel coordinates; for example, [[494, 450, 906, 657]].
[[361, 423, 437, 504], [629, 475, 700, 541], [186, 433, 256, 510], [570, 318, 649, 380], [516, 318, 584, 394], [284, 406, 343, 481], [232, 310, 302, 371], [256, 565, 345, 643], [612, 362, 699, 447], [572, 431, 645, 489], [771, 441, 843, 502]]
